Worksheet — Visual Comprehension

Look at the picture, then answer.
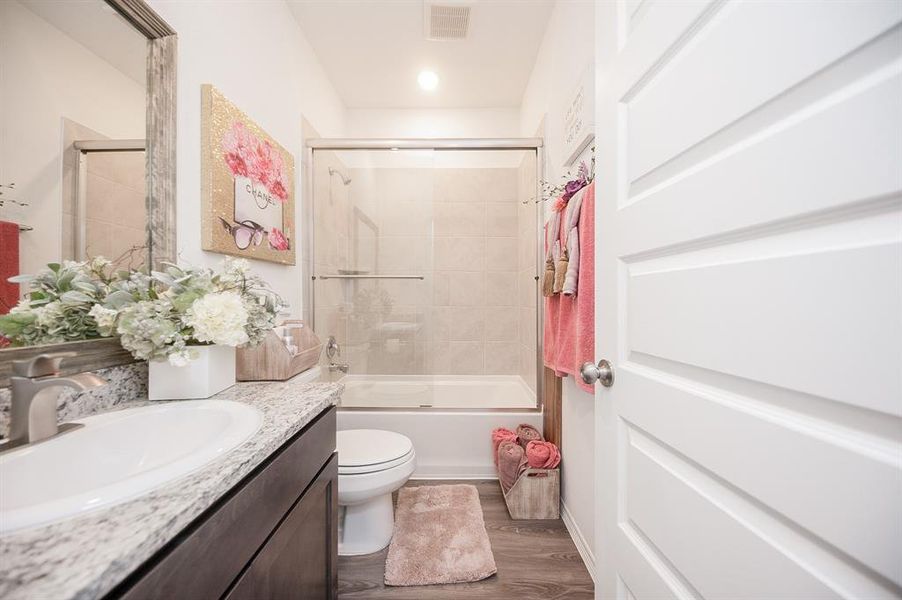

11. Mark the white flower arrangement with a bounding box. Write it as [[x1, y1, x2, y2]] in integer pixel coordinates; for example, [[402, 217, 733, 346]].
[[1, 257, 287, 366]]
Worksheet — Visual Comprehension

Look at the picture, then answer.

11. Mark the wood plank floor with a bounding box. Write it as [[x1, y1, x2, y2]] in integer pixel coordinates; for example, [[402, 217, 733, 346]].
[[338, 480, 594, 600]]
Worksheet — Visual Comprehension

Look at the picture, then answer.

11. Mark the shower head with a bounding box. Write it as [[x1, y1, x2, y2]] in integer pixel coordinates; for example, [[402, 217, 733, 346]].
[[328, 167, 352, 186]]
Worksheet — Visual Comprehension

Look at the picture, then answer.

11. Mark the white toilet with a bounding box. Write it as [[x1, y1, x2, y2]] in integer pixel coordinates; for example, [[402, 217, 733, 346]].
[[337, 429, 416, 556]]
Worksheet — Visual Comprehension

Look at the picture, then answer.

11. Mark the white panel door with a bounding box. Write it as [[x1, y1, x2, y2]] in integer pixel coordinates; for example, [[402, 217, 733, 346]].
[[593, 1, 902, 598]]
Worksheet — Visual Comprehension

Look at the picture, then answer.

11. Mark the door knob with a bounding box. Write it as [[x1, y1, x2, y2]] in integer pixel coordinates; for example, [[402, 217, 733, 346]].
[[580, 359, 614, 387]]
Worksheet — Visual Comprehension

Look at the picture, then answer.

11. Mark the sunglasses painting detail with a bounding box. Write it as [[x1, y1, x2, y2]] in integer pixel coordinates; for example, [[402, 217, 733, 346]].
[[218, 217, 290, 251], [201, 85, 296, 265]]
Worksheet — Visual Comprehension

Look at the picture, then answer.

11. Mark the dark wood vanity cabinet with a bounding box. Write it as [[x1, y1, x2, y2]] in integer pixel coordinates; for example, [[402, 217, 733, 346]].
[[111, 406, 338, 600]]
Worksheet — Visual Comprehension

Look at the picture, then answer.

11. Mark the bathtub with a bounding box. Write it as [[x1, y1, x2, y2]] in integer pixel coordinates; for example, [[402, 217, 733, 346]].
[[333, 375, 542, 479]]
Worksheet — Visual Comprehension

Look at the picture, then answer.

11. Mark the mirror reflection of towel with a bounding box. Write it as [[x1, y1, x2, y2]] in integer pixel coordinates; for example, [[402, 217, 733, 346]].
[[0, 221, 20, 315]]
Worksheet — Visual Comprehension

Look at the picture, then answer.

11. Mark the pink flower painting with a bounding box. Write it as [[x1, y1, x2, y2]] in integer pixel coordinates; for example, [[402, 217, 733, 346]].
[[222, 122, 289, 203], [268, 227, 289, 251], [204, 85, 295, 265]]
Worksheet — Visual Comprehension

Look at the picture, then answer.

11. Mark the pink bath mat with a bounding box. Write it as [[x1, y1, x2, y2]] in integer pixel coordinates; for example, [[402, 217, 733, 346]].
[[383, 484, 497, 586]]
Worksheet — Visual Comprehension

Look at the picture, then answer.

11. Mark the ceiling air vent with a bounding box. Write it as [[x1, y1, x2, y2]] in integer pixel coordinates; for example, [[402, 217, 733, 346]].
[[424, 1, 471, 41]]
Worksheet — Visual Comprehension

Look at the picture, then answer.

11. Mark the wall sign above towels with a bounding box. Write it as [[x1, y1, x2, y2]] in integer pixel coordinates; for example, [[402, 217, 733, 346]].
[[563, 66, 595, 167]]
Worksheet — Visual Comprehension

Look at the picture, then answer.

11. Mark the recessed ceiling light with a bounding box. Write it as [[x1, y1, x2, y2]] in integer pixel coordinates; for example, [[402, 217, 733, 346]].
[[418, 70, 439, 92]]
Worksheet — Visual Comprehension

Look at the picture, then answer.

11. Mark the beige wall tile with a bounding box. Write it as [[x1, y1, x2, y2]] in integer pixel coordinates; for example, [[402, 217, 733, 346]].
[[84, 219, 111, 258], [448, 307, 485, 342], [485, 342, 520, 375], [377, 198, 432, 236], [485, 270, 518, 306], [486, 202, 518, 236], [434, 201, 485, 236], [519, 270, 536, 308], [61, 212, 75, 261], [485, 306, 518, 342], [520, 307, 537, 349], [432, 271, 450, 305], [434, 237, 485, 271], [85, 174, 114, 222], [449, 271, 485, 306], [486, 237, 518, 271], [377, 235, 428, 271], [520, 345, 538, 393], [428, 306, 451, 341], [429, 341, 484, 375]]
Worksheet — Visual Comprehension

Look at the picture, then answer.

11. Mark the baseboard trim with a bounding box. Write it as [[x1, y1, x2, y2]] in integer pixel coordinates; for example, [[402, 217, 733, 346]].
[[561, 501, 596, 583], [411, 465, 499, 479], [410, 473, 498, 481]]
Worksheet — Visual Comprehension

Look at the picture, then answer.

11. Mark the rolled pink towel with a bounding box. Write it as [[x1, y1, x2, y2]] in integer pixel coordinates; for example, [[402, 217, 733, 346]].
[[491, 428, 518, 467], [526, 440, 561, 469], [516, 424, 543, 449], [497, 441, 528, 493]]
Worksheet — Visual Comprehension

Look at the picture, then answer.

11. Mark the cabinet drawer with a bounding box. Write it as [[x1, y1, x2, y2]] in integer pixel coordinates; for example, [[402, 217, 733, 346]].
[[114, 406, 336, 600], [225, 454, 338, 600]]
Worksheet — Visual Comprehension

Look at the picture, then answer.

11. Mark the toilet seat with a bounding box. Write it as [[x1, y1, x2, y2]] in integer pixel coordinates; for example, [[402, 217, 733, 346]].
[[337, 429, 414, 475], [339, 449, 415, 475]]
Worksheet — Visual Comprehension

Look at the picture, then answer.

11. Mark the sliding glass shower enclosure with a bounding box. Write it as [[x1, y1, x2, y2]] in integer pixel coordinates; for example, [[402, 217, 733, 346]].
[[307, 139, 542, 409]]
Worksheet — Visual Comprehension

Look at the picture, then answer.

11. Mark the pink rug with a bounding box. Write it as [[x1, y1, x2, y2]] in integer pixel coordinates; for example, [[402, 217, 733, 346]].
[[384, 484, 497, 586]]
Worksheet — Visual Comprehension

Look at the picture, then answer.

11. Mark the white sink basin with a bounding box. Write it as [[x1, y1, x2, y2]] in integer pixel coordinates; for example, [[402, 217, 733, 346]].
[[0, 400, 262, 535]]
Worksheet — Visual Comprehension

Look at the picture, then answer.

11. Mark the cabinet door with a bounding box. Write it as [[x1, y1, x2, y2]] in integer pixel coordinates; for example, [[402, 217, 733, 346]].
[[226, 454, 338, 600]]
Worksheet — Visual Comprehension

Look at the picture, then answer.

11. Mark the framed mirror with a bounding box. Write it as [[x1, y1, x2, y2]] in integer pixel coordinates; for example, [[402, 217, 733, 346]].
[[0, 0, 177, 385]]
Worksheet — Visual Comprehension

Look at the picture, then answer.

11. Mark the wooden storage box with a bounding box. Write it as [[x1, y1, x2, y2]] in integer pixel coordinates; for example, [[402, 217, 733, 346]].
[[236, 321, 323, 381], [501, 467, 560, 520]]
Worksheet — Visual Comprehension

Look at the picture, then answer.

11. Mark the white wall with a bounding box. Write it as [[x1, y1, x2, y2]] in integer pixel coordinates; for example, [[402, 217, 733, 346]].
[[346, 108, 520, 138], [518, 0, 596, 579], [0, 0, 145, 276], [146, 0, 346, 318]]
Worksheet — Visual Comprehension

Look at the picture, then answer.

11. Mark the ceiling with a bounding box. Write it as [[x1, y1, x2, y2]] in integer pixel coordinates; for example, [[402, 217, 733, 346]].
[[21, 0, 147, 88], [288, 0, 555, 109]]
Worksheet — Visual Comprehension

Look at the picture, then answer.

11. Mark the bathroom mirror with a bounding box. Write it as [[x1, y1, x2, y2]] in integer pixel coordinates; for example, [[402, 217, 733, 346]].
[[0, 0, 176, 384]]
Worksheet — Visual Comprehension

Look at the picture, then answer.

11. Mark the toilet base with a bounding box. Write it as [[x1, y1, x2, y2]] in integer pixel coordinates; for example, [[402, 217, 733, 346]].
[[339, 493, 395, 556]]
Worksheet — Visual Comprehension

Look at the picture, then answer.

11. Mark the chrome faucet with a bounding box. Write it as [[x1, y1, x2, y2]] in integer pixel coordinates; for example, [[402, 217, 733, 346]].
[[5, 352, 106, 450], [325, 336, 350, 374], [328, 363, 350, 374]]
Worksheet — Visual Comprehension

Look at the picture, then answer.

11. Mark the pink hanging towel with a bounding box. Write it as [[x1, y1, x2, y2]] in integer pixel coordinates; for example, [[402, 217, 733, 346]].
[[542, 182, 595, 393]]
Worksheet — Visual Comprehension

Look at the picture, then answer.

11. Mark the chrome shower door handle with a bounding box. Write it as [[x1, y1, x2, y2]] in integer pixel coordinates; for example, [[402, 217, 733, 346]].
[[580, 359, 615, 387]]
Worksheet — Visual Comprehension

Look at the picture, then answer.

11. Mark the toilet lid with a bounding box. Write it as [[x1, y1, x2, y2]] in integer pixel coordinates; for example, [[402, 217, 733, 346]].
[[337, 429, 413, 470]]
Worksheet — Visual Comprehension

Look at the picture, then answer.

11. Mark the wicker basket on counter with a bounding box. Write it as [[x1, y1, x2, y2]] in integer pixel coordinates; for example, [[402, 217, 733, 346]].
[[236, 320, 322, 381]]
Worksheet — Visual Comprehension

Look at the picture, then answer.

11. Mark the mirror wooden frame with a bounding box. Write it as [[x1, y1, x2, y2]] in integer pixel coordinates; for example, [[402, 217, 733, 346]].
[[0, 0, 177, 387]]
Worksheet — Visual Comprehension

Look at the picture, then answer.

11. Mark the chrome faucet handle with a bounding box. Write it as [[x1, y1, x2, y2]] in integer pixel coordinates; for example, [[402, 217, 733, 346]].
[[325, 336, 341, 360], [12, 352, 77, 377]]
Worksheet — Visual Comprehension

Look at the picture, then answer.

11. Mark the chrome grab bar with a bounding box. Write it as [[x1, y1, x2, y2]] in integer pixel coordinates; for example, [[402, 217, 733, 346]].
[[316, 275, 425, 280]]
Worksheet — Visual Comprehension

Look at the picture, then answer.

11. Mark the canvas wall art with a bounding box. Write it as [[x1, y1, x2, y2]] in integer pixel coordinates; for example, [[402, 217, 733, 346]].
[[201, 84, 295, 264]]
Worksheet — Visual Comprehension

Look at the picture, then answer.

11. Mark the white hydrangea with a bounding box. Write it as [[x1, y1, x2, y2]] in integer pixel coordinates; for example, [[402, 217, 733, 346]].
[[183, 291, 249, 347], [88, 304, 119, 337], [34, 302, 64, 329], [167, 346, 198, 367]]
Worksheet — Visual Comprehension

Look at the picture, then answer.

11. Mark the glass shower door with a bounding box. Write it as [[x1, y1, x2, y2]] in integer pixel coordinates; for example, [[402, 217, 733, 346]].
[[312, 149, 436, 387]]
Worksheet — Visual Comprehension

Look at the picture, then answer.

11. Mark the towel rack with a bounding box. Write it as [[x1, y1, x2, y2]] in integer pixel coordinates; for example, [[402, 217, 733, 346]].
[[316, 274, 425, 280], [18, 225, 33, 232]]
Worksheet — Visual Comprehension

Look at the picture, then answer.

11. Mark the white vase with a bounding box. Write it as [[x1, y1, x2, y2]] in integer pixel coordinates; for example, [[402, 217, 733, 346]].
[[148, 345, 236, 400]]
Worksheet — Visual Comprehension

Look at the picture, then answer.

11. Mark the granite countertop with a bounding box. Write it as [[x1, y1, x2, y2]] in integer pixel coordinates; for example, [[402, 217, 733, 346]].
[[0, 377, 343, 600]]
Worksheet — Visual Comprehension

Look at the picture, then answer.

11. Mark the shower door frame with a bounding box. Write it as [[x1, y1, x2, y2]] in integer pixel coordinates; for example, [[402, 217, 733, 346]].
[[305, 138, 545, 413]]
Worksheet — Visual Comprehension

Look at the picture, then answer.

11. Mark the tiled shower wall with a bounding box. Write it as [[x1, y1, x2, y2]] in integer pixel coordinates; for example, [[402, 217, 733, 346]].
[[313, 152, 538, 385], [61, 118, 146, 265], [312, 150, 352, 355]]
